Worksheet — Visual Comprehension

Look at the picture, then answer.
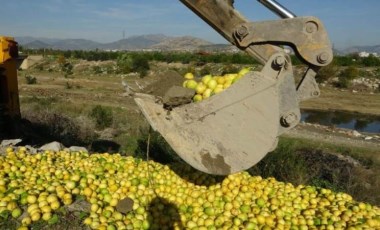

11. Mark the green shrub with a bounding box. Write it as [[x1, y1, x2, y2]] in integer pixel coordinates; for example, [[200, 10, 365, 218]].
[[221, 64, 239, 75], [65, 81, 73, 89], [316, 62, 338, 83], [374, 68, 380, 79], [249, 138, 308, 185], [135, 131, 182, 164], [133, 55, 150, 77], [92, 66, 102, 75], [117, 54, 150, 77], [62, 62, 73, 78], [21, 108, 97, 146], [199, 65, 212, 76], [89, 105, 113, 129], [117, 54, 133, 74], [337, 66, 359, 88], [35, 64, 44, 71], [361, 54, 380, 67]]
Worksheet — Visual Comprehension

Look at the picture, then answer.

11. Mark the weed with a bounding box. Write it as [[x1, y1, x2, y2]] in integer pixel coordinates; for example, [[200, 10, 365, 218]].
[[35, 64, 44, 71], [0, 216, 18, 230], [21, 96, 59, 109], [21, 107, 97, 146], [62, 62, 74, 78], [221, 64, 239, 75], [316, 62, 339, 83], [92, 65, 102, 74], [200, 65, 212, 76], [65, 81, 73, 89], [337, 66, 359, 88], [134, 130, 182, 164], [89, 105, 113, 129], [117, 53, 150, 77], [25, 75, 37, 84], [249, 138, 309, 185]]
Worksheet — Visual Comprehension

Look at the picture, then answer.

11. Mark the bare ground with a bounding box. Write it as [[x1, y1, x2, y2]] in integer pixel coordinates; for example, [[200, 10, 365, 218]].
[[285, 123, 380, 165], [287, 122, 380, 150]]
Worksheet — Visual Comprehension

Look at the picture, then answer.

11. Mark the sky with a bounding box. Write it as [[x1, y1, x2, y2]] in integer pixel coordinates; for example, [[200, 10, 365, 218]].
[[0, 0, 379, 50]]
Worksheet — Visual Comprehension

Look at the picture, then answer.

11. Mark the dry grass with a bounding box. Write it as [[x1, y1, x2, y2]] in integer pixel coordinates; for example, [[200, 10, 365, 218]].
[[301, 86, 380, 115]]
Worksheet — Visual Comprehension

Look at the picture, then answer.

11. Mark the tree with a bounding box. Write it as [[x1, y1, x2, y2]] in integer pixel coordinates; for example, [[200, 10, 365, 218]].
[[361, 54, 380, 67], [117, 53, 134, 74], [116, 53, 150, 77], [62, 63, 73, 78]]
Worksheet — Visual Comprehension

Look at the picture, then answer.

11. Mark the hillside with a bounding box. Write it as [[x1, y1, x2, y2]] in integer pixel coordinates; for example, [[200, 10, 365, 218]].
[[342, 45, 380, 54], [23, 40, 52, 49], [18, 34, 214, 51], [150, 36, 212, 51], [51, 39, 102, 50], [17, 35, 380, 54], [101, 34, 169, 50]]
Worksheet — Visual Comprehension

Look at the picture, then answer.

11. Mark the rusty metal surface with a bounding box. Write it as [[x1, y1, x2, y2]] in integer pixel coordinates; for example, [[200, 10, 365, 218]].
[[234, 17, 333, 67], [296, 68, 320, 102]]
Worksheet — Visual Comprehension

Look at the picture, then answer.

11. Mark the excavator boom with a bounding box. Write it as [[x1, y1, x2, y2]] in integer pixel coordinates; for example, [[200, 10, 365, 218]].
[[135, 0, 333, 175]]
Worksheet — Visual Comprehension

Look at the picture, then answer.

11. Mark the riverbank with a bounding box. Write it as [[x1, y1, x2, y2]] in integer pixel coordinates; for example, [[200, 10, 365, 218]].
[[300, 86, 380, 116], [285, 122, 380, 162]]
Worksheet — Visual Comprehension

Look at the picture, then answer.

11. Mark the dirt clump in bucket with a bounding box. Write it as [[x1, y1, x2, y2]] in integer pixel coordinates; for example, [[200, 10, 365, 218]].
[[143, 70, 185, 97], [142, 70, 195, 108]]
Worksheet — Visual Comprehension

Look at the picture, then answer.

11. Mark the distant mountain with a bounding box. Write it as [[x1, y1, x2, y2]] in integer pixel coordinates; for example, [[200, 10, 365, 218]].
[[23, 40, 52, 49], [102, 34, 169, 50], [16, 34, 214, 51], [17, 35, 379, 54], [51, 39, 102, 50], [150, 36, 213, 51], [16, 36, 62, 46], [341, 45, 380, 54], [198, 44, 239, 53]]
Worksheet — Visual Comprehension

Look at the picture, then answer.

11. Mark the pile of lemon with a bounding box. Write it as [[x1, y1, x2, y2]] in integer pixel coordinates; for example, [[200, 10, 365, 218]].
[[182, 67, 252, 102], [0, 147, 379, 230]]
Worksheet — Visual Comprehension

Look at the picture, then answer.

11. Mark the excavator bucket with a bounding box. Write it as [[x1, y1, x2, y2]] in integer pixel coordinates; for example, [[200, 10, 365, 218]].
[[133, 0, 331, 175], [135, 58, 300, 175]]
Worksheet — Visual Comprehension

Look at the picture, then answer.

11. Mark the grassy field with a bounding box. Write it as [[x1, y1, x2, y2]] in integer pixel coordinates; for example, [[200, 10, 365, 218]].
[[301, 86, 380, 115]]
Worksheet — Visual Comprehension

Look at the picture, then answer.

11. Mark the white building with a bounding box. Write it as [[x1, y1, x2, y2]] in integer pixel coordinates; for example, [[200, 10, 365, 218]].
[[358, 51, 370, 57], [358, 51, 379, 58]]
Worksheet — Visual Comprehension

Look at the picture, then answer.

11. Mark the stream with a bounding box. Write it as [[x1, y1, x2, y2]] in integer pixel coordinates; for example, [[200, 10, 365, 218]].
[[301, 110, 380, 134]]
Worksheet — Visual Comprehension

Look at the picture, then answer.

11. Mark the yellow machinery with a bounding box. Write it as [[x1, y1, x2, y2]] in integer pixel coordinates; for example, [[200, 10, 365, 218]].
[[0, 36, 21, 134]]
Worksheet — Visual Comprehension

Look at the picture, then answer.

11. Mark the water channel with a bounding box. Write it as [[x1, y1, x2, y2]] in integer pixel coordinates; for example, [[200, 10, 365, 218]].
[[301, 110, 380, 134]]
